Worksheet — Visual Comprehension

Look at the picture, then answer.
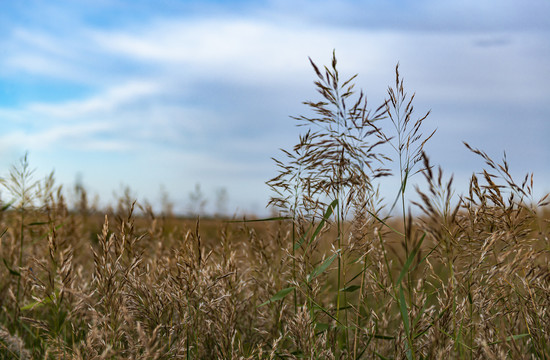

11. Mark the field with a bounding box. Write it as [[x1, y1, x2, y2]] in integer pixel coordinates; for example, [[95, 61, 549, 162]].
[[1, 54, 549, 359]]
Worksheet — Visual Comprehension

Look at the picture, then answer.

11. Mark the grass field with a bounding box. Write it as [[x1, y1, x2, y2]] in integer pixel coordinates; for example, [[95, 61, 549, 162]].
[[1, 54, 549, 359]]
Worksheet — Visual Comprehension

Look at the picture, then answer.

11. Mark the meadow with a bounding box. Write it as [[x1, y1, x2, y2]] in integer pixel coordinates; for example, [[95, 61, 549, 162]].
[[0, 53, 549, 359]]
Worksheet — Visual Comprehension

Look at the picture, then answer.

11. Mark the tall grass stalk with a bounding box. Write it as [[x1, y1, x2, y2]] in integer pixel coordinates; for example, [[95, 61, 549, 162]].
[[269, 51, 390, 354], [382, 64, 435, 357], [1, 154, 38, 343]]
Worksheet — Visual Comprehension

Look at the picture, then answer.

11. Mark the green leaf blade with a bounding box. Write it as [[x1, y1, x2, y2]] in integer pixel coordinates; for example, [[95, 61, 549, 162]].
[[308, 250, 339, 282], [258, 287, 295, 307]]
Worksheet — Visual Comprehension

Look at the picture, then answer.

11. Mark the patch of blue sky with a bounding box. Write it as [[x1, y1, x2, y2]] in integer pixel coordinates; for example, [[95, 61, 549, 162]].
[[0, 0, 261, 31], [0, 78, 94, 107]]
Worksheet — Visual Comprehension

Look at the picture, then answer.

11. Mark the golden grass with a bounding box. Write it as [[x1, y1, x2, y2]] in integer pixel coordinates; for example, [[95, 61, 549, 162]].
[[0, 53, 548, 359]]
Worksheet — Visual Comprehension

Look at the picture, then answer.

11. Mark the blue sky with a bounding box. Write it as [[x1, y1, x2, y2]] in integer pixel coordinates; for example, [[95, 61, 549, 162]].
[[0, 0, 549, 215]]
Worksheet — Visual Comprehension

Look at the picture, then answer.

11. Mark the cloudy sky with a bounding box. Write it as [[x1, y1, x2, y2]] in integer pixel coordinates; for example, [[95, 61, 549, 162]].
[[0, 0, 548, 215]]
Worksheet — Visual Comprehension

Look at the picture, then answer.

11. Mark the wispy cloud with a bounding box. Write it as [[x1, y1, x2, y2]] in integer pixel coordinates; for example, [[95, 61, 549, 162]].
[[27, 81, 162, 118], [0, 121, 117, 151]]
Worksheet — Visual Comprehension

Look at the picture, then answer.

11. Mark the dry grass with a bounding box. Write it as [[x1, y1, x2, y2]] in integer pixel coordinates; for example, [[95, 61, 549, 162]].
[[0, 53, 549, 359]]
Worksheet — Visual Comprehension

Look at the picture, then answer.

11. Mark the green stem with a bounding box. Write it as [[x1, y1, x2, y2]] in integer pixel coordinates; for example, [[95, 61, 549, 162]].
[[335, 193, 342, 332], [292, 218, 297, 314], [16, 208, 25, 337], [353, 253, 368, 359]]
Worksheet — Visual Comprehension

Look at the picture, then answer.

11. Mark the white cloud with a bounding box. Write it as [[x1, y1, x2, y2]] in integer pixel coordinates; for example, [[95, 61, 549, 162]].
[[27, 80, 162, 118], [89, 19, 305, 75], [86, 17, 396, 86], [0, 121, 116, 151]]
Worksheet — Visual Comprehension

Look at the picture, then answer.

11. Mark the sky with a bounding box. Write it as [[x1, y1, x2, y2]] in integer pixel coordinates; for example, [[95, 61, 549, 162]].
[[0, 0, 549, 216]]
